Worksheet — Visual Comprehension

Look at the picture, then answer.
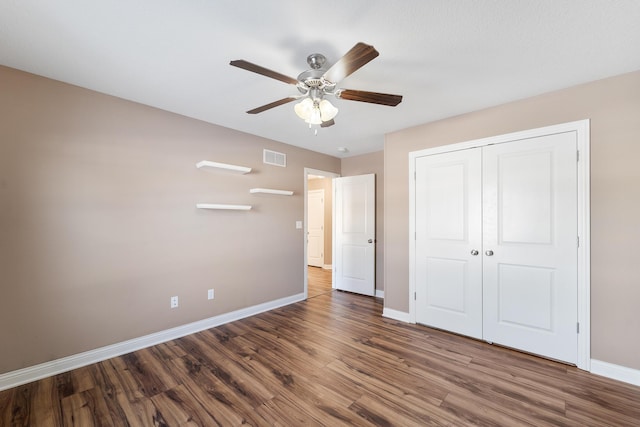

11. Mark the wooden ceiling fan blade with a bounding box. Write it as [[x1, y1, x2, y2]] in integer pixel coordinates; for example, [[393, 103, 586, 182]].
[[337, 89, 403, 106], [247, 97, 298, 114], [322, 42, 379, 84], [230, 60, 299, 85], [320, 119, 335, 128]]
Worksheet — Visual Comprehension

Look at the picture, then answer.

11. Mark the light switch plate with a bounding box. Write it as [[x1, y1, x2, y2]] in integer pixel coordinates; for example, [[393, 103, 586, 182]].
[[296, 221, 302, 229]]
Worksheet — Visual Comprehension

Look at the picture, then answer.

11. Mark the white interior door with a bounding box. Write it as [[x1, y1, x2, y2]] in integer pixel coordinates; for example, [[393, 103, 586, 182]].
[[482, 133, 578, 364], [307, 189, 324, 267], [334, 174, 375, 296], [415, 149, 483, 339]]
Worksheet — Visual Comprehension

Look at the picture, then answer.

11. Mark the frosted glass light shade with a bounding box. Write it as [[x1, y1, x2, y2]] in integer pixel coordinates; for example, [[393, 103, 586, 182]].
[[319, 99, 338, 121], [294, 98, 314, 120], [308, 106, 322, 125]]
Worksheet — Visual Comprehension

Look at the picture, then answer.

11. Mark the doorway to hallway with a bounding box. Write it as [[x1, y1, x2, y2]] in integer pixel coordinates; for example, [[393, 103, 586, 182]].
[[304, 168, 339, 299]]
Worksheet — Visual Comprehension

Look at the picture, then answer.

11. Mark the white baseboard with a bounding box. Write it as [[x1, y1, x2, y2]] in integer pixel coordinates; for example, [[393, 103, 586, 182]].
[[591, 359, 640, 387], [322, 264, 332, 270], [382, 307, 411, 323], [0, 293, 305, 392], [375, 289, 384, 299]]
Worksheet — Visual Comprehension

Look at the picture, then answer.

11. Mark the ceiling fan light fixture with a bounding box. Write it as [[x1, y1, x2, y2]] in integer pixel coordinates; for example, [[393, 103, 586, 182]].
[[294, 97, 338, 127]]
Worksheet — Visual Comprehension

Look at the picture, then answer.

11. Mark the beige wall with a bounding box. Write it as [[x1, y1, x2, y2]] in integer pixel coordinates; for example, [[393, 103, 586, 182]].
[[341, 151, 385, 292], [384, 70, 640, 370], [307, 177, 333, 266], [0, 66, 340, 374]]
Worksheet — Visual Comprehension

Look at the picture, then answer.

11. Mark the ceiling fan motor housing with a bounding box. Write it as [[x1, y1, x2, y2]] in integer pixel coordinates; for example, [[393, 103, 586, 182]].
[[297, 70, 336, 95], [306, 53, 326, 69], [296, 53, 339, 95]]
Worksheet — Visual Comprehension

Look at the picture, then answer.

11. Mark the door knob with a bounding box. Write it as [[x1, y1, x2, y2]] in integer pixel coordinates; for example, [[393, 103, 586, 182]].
[[470, 250, 479, 256], [368, 239, 373, 243], [485, 250, 494, 256]]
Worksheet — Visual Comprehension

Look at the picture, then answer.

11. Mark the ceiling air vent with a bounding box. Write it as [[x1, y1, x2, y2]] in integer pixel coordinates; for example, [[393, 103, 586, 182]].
[[263, 149, 286, 167]]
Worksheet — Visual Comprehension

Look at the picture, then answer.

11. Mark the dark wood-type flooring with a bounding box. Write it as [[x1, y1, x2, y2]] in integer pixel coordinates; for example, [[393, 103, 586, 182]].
[[2, 290, 640, 426]]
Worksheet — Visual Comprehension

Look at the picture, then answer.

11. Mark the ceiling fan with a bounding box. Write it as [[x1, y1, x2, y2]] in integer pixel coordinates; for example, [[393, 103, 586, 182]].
[[230, 42, 403, 129]]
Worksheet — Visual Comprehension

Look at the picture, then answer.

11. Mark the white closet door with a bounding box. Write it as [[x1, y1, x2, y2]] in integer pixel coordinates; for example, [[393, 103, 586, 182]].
[[415, 148, 483, 339], [482, 132, 578, 364]]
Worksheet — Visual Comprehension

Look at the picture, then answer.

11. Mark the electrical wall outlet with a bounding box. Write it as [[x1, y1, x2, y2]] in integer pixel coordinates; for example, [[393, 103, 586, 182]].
[[207, 289, 214, 300], [170, 296, 179, 308]]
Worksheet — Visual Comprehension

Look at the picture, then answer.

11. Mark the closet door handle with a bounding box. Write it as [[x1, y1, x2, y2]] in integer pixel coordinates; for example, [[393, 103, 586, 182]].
[[470, 250, 479, 256], [485, 250, 494, 256]]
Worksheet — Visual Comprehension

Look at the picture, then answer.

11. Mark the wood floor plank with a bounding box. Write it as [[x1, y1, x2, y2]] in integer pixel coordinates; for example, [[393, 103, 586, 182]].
[[322, 360, 458, 426], [90, 363, 140, 427], [2, 291, 640, 425], [416, 351, 568, 416], [130, 397, 170, 427], [0, 386, 14, 426], [101, 357, 146, 403], [255, 395, 324, 427], [149, 384, 221, 427], [446, 386, 579, 427], [565, 368, 640, 416], [7, 384, 33, 426], [440, 391, 536, 427], [565, 398, 640, 426], [216, 344, 327, 414], [230, 340, 369, 424], [168, 353, 271, 426], [60, 385, 116, 427], [348, 393, 427, 427], [27, 376, 63, 427], [60, 392, 96, 427], [119, 351, 173, 399], [176, 334, 275, 407], [70, 366, 97, 395]]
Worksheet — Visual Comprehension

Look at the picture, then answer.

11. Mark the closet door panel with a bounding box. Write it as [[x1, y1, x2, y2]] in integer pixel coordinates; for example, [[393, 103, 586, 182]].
[[415, 148, 483, 339], [482, 132, 578, 364]]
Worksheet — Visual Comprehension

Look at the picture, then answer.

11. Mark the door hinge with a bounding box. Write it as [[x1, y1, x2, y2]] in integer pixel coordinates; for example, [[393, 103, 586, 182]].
[[414, 171, 416, 180], [577, 150, 580, 162], [415, 232, 417, 240], [414, 292, 417, 300], [577, 322, 580, 333], [577, 236, 580, 247]]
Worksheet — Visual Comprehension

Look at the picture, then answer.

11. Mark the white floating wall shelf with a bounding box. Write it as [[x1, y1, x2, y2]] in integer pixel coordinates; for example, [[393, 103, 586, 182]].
[[196, 160, 251, 174], [249, 188, 294, 196], [196, 203, 252, 211]]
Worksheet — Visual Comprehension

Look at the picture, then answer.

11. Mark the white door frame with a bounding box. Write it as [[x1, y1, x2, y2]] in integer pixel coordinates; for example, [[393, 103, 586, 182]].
[[408, 119, 591, 370], [304, 168, 340, 299]]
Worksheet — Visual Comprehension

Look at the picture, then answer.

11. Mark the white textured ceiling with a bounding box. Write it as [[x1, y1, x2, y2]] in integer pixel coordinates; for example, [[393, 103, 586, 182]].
[[1, 1, 639, 157]]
